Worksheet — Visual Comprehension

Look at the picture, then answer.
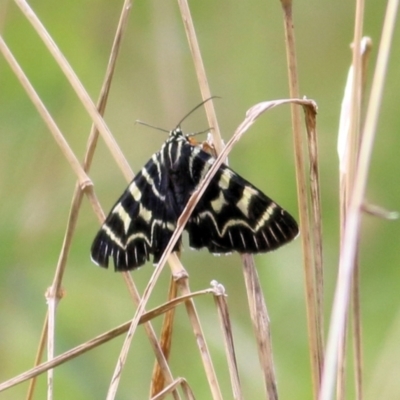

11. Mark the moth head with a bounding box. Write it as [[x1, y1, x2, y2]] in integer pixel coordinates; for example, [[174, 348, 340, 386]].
[[186, 130, 217, 157]]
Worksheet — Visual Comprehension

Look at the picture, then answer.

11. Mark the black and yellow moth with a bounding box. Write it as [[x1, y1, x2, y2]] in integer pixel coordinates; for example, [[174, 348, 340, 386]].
[[90, 126, 298, 271]]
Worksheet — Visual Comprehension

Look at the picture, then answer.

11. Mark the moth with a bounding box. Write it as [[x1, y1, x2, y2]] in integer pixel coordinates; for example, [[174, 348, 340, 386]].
[[91, 125, 299, 271]]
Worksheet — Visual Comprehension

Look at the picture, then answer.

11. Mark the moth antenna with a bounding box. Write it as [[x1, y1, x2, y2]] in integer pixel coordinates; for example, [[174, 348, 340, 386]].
[[185, 126, 214, 138], [175, 96, 220, 129], [135, 120, 169, 133]]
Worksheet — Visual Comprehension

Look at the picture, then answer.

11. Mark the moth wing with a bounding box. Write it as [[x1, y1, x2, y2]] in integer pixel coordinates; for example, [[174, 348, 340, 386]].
[[184, 154, 299, 254], [91, 157, 181, 271]]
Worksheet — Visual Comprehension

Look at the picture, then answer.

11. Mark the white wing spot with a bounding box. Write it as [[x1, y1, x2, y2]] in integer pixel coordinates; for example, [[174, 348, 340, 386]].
[[113, 204, 131, 234], [255, 204, 277, 230], [218, 170, 232, 190], [211, 191, 227, 213], [129, 181, 142, 201], [236, 185, 258, 218], [139, 204, 152, 223]]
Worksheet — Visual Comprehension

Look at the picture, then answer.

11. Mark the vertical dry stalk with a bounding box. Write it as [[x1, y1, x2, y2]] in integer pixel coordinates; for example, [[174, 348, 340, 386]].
[[177, 0, 222, 152], [170, 257, 224, 400], [280, 2, 325, 398], [150, 278, 179, 399], [337, 36, 372, 400], [302, 98, 323, 347], [242, 254, 278, 400], [212, 281, 243, 400], [320, 0, 399, 399]]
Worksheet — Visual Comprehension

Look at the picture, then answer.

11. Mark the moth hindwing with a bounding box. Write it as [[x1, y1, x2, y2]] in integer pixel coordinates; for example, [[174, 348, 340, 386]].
[[91, 128, 299, 271]]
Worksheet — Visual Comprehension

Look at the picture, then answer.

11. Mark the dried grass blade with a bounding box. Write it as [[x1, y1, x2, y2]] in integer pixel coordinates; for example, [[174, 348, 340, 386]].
[[169, 255, 223, 400], [26, 314, 48, 400], [242, 255, 277, 400], [212, 281, 243, 400], [106, 251, 219, 399], [150, 378, 195, 400], [0, 288, 214, 393], [0, 36, 92, 190], [337, 36, 372, 400], [150, 278, 180, 399], [303, 103, 324, 351], [280, 2, 324, 396], [361, 203, 399, 220], [320, 0, 399, 398], [238, 99, 318, 400], [13, 0, 133, 181], [352, 255, 362, 400], [83, 0, 135, 169], [177, 0, 222, 152]]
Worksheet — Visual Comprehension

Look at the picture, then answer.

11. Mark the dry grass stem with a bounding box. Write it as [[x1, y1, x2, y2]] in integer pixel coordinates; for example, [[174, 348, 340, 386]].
[[303, 100, 324, 339], [339, 36, 372, 400], [151, 378, 195, 400], [82, 0, 134, 170], [106, 251, 222, 399], [346, 27, 369, 400], [337, 37, 372, 400], [19, 2, 137, 397], [14, 0, 133, 182], [0, 36, 92, 190], [211, 281, 243, 400], [177, 0, 222, 152], [361, 203, 399, 220], [352, 253, 362, 400], [0, 287, 215, 393], [168, 255, 223, 400], [26, 314, 48, 400], [119, 269, 180, 399], [150, 278, 179, 399], [242, 255, 278, 400], [320, 0, 399, 398], [280, 2, 324, 396]]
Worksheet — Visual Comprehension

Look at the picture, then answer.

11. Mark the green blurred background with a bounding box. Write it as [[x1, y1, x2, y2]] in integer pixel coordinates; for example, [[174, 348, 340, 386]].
[[1, 1, 399, 399]]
